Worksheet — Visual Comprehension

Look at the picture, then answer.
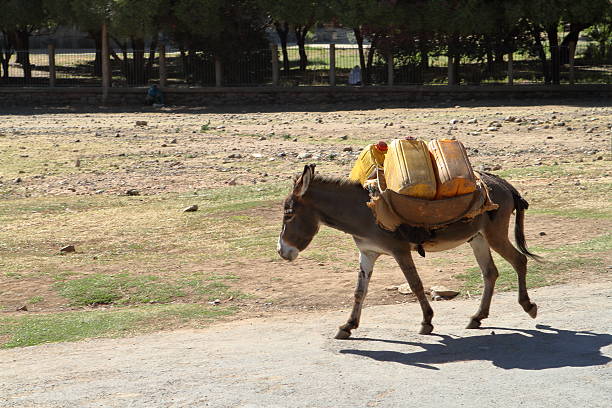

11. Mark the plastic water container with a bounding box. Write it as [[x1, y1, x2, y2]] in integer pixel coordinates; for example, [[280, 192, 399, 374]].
[[428, 139, 477, 199], [384, 138, 437, 199], [349, 142, 388, 185]]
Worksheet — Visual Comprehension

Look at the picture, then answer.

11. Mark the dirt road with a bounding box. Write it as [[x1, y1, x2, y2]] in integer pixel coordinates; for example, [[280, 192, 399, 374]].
[[1, 282, 611, 408]]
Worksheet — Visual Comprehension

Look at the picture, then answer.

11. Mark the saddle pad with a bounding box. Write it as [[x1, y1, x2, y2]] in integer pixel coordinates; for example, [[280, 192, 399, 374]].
[[367, 179, 499, 230]]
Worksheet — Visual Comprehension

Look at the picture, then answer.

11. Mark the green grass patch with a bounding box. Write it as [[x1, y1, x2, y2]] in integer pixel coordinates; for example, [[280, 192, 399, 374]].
[[54, 273, 186, 306], [0, 304, 235, 349], [28, 296, 44, 304], [53, 271, 248, 307], [529, 207, 612, 219], [200, 121, 212, 132]]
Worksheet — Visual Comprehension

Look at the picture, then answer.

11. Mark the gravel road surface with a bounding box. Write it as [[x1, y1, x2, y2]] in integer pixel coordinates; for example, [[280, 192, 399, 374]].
[[1, 283, 611, 408]]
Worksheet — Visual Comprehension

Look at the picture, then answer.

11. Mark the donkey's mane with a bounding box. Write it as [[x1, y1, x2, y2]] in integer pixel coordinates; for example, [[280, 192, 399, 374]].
[[310, 174, 365, 192]]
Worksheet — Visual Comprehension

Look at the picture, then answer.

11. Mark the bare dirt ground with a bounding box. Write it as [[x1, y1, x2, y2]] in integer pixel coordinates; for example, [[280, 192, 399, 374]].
[[0, 100, 611, 339]]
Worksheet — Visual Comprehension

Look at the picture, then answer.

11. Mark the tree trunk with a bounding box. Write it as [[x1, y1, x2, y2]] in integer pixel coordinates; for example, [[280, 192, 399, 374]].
[[532, 27, 550, 84], [0, 54, 7, 80], [354, 27, 367, 81], [131, 37, 146, 85], [486, 45, 494, 75], [294, 25, 310, 71], [14, 30, 32, 83], [0, 31, 11, 80], [560, 23, 586, 64], [365, 34, 380, 84], [147, 38, 158, 80], [179, 48, 189, 79], [0, 50, 11, 81], [447, 33, 460, 85], [546, 26, 560, 85], [275, 21, 290, 73], [419, 33, 429, 70], [89, 30, 103, 76]]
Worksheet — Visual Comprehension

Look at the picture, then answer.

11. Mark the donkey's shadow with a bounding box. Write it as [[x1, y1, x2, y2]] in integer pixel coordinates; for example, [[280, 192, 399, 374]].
[[340, 324, 612, 370]]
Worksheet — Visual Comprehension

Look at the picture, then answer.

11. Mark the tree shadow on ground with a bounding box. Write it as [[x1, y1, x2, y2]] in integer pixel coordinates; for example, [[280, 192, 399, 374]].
[[340, 324, 612, 371]]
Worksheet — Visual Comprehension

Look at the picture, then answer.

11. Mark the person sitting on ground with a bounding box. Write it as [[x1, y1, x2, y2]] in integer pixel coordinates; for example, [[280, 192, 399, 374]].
[[348, 65, 362, 86], [145, 84, 164, 106]]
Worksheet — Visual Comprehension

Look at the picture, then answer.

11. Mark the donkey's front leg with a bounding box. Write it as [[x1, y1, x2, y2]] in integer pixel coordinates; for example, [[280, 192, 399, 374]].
[[393, 250, 434, 335], [335, 250, 380, 340]]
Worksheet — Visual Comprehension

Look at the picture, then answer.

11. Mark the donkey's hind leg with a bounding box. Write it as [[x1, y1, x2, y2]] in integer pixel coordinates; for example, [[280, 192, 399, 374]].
[[485, 232, 538, 319], [466, 234, 499, 329], [335, 250, 380, 339]]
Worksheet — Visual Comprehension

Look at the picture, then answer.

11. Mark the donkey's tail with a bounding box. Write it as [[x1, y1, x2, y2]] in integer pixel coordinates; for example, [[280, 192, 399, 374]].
[[513, 194, 544, 263]]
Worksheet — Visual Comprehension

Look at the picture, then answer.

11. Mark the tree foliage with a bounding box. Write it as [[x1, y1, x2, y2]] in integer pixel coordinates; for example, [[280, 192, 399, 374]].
[[1, 0, 610, 84]]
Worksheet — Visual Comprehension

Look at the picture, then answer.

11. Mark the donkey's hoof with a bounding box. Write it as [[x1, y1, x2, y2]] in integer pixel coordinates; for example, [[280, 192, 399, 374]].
[[419, 323, 434, 335], [466, 319, 481, 329], [527, 303, 538, 319], [335, 329, 352, 340]]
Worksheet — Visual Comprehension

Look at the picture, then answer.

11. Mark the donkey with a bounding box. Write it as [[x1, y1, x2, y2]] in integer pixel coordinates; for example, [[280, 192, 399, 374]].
[[277, 164, 541, 339]]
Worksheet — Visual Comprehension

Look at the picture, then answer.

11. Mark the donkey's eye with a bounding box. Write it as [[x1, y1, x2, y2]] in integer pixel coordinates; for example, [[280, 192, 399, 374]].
[[283, 208, 295, 222]]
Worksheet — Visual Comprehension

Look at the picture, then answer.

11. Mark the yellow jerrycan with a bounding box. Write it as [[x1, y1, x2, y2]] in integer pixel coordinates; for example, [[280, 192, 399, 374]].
[[384, 138, 437, 199], [428, 139, 477, 199], [349, 141, 388, 185]]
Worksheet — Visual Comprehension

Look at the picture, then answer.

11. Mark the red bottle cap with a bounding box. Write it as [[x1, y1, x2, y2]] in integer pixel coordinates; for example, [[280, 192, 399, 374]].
[[375, 141, 388, 151]]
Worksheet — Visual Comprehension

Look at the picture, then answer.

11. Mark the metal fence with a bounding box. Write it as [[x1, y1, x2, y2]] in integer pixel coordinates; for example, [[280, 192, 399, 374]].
[[0, 44, 610, 87]]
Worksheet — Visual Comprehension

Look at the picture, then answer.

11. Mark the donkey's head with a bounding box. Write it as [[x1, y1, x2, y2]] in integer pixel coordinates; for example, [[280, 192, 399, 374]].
[[277, 164, 320, 261]]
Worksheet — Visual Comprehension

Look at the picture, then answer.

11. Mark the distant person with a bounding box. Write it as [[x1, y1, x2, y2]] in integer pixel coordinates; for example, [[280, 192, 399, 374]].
[[348, 65, 362, 86], [146, 84, 164, 106]]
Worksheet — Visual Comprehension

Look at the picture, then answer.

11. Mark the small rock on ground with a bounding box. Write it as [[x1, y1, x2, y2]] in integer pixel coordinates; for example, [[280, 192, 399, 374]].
[[60, 245, 76, 253]]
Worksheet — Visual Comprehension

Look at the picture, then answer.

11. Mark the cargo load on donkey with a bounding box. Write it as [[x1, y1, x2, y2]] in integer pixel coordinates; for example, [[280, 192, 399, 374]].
[[349, 137, 498, 231]]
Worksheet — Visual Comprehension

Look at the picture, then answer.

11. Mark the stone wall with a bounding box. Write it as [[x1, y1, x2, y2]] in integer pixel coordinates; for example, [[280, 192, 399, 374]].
[[0, 85, 610, 107]]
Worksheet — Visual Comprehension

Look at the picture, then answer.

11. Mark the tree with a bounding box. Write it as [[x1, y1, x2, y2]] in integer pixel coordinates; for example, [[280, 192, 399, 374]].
[[520, 0, 611, 84], [584, 17, 612, 63], [45, 0, 112, 77], [111, 0, 167, 85], [330, 0, 395, 84], [262, 1, 332, 72], [169, 0, 270, 85], [0, 0, 48, 82]]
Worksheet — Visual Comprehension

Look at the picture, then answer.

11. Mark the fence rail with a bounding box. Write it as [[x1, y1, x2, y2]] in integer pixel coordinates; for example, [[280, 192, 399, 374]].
[[0, 44, 610, 88]]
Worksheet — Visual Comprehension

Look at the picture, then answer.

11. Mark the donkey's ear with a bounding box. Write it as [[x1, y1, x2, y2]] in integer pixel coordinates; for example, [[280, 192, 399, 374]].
[[294, 164, 315, 197]]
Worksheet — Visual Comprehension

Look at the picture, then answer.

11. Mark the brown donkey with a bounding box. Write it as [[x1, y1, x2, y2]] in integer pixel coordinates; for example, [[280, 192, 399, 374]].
[[277, 164, 541, 339]]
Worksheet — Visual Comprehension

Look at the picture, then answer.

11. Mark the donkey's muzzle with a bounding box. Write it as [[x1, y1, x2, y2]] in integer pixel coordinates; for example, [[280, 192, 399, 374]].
[[277, 237, 299, 261]]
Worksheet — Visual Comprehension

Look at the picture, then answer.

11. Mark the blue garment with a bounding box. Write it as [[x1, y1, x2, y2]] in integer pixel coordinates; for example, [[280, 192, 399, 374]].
[[146, 85, 164, 105]]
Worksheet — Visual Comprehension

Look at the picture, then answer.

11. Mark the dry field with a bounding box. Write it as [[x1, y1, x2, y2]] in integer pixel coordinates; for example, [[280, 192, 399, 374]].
[[0, 100, 610, 348]]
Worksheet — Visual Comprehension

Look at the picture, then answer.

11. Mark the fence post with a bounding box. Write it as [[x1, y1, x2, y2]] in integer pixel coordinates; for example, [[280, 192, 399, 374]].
[[447, 58, 455, 86], [387, 49, 394, 86], [508, 52, 513, 85], [569, 43, 576, 85], [329, 44, 336, 86], [101, 22, 110, 103], [48, 43, 56, 88], [215, 56, 222, 87], [271, 44, 279, 86], [159, 43, 166, 88]]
